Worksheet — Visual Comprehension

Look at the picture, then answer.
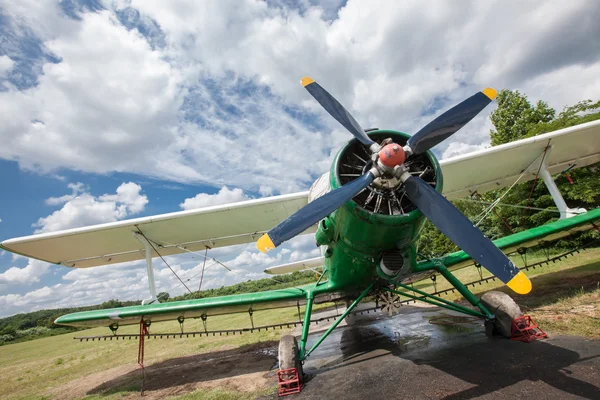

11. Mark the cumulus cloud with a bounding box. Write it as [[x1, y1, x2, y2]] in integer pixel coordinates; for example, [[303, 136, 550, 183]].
[[0, 1, 597, 194], [180, 186, 250, 210], [33, 182, 148, 233], [0, 55, 15, 77], [45, 182, 86, 205], [0, 259, 51, 285]]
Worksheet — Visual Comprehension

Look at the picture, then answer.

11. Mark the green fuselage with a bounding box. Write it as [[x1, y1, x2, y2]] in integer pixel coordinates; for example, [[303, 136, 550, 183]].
[[316, 130, 443, 291]]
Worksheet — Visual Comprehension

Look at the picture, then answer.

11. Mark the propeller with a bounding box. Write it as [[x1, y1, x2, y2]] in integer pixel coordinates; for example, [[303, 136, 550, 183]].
[[401, 174, 531, 294], [301, 77, 377, 148], [257, 170, 376, 252], [406, 88, 497, 155], [256, 77, 531, 294]]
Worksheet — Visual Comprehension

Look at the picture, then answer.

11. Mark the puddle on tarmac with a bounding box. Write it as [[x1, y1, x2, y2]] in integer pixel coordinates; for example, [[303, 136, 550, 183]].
[[393, 335, 431, 352]]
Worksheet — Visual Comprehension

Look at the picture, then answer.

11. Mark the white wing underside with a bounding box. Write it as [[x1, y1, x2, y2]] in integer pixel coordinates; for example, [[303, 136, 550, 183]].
[[264, 257, 323, 275], [2, 120, 599, 268]]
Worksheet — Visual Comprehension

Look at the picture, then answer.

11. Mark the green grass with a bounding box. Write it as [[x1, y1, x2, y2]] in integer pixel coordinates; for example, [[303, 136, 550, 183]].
[[528, 286, 600, 338], [414, 247, 600, 301], [0, 306, 303, 400], [0, 248, 598, 399], [413, 248, 600, 338]]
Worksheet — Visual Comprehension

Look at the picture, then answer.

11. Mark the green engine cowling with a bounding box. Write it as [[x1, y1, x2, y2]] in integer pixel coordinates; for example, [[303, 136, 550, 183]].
[[315, 130, 443, 290]]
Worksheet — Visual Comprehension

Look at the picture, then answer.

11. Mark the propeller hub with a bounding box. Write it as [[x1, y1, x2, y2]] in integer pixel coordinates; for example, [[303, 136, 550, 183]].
[[378, 143, 406, 168]]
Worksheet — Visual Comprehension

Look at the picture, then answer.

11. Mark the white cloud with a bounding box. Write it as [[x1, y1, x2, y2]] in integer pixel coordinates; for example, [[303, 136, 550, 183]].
[[180, 186, 250, 210], [0, 233, 320, 317], [0, 1, 596, 195], [45, 182, 86, 205], [0, 259, 51, 285], [33, 182, 148, 233], [0, 55, 15, 77], [442, 142, 488, 160]]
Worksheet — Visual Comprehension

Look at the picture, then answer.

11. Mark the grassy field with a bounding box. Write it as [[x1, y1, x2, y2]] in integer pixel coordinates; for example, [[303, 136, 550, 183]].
[[415, 247, 600, 338], [0, 248, 598, 400]]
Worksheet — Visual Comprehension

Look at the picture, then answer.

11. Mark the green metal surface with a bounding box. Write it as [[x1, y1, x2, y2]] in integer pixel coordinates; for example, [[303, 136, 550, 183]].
[[320, 130, 443, 290], [55, 284, 318, 327]]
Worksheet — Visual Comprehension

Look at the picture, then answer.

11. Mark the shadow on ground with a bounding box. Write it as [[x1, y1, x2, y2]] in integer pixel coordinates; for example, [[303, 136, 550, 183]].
[[87, 341, 278, 397]]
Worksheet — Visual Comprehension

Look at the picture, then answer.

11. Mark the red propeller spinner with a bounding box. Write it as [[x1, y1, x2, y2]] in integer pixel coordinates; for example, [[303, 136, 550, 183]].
[[378, 143, 406, 168]]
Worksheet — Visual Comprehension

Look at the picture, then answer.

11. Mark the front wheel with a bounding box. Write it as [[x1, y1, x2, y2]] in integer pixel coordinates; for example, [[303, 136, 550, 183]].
[[480, 291, 523, 338], [278, 335, 303, 383]]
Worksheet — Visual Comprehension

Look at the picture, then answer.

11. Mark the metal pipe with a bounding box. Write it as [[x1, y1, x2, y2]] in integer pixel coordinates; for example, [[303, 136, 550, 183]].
[[435, 265, 493, 319], [382, 287, 484, 318], [299, 293, 314, 358], [538, 160, 585, 219], [303, 282, 375, 359]]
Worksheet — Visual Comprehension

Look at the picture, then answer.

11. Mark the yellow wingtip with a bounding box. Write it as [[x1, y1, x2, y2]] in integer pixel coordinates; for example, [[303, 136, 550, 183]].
[[482, 87, 498, 100], [301, 76, 315, 87], [506, 271, 532, 295], [257, 233, 276, 253]]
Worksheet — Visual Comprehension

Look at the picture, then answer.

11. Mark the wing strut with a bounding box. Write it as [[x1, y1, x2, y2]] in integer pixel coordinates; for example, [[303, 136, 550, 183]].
[[537, 155, 586, 219], [133, 232, 160, 305]]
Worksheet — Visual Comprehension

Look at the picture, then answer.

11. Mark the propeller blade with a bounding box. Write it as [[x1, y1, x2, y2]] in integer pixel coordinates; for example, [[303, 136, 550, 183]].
[[407, 88, 497, 154], [301, 77, 376, 147], [257, 171, 376, 252], [403, 175, 531, 294]]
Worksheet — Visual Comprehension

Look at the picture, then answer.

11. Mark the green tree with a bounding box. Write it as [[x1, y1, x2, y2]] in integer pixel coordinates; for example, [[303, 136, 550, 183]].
[[489, 90, 555, 146], [157, 292, 170, 301], [485, 91, 600, 243]]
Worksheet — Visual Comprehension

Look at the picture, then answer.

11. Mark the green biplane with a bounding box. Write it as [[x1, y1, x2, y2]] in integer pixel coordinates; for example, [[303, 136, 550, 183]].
[[2, 78, 600, 383]]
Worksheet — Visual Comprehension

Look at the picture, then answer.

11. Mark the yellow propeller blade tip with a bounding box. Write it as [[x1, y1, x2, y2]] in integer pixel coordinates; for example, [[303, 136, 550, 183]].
[[506, 271, 532, 294], [482, 87, 498, 100], [301, 77, 315, 87], [257, 233, 276, 253]]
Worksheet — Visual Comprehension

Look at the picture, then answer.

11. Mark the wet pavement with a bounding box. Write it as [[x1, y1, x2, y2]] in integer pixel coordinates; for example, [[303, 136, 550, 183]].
[[294, 304, 600, 399]]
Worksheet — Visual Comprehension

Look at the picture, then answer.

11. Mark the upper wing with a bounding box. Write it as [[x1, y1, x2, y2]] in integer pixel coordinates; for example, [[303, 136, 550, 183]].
[[0, 192, 315, 268], [440, 119, 600, 200]]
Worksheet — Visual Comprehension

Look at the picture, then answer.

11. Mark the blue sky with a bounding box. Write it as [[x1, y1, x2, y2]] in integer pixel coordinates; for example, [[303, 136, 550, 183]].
[[1, 0, 599, 317]]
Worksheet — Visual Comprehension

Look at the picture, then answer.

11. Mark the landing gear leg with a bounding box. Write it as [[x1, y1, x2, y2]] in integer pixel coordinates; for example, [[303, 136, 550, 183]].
[[435, 263, 494, 320]]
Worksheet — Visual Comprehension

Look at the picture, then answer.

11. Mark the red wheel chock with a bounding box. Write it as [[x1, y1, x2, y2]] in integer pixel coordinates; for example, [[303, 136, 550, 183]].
[[511, 315, 547, 342], [278, 368, 302, 396]]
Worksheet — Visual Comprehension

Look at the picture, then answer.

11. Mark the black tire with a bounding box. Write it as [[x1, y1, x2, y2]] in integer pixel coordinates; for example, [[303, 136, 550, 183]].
[[484, 319, 496, 337], [279, 335, 303, 383], [480, 291, 523, 338]]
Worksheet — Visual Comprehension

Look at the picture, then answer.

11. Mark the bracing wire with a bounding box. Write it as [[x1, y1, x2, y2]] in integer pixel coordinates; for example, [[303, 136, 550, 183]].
[[134, 227, 194, 295], [473, 145, 551, 227]]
